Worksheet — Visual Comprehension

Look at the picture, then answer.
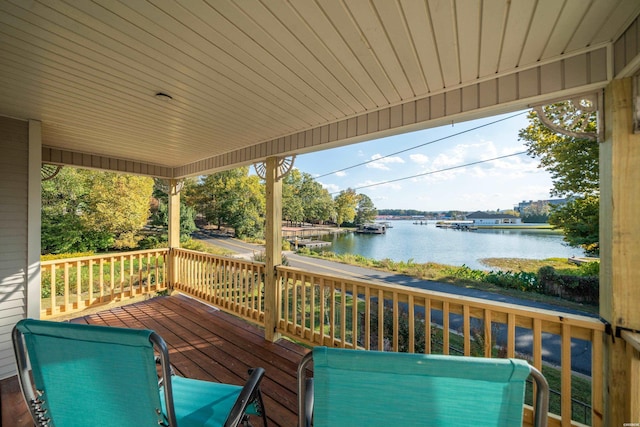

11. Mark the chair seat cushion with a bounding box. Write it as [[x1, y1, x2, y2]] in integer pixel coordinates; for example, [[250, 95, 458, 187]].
[[161, 376, 258, 427]]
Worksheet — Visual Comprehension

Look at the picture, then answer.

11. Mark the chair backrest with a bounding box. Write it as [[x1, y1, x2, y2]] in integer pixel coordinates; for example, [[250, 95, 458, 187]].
[[13, 319, 167, 427], [301, 346, 548, 427]]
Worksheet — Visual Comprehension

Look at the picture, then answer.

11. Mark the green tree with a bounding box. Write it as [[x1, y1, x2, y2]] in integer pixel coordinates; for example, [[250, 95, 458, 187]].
[[520, 202, 551, 223], [548, 195, 599, 254], [518, 102, 599, 255], [282, 170, 335, 225], [334, 188, 358, 227], [149, 179, 197, 242], [355, 193, 377, 225], [41, 168, 154, 253], [81, 172, 154, 249], [188, 168, 265, 238], [282, 169, 305, 226], [299, 172, 334, 224]]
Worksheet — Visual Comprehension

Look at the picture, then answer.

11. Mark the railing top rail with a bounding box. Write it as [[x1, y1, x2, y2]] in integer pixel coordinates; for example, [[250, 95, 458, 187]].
[[173, 248, 266, 268], [276, 264, 604, 331], [621, 330, 640, 353], [40, 248, 170, 265]]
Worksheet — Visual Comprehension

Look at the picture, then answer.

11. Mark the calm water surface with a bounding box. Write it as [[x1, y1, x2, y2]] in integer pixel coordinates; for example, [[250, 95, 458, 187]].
[[320, 220, 585, 270]]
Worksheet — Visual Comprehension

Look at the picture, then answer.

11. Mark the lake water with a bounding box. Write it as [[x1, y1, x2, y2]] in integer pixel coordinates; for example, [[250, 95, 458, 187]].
[[320, 220, 585, 270]]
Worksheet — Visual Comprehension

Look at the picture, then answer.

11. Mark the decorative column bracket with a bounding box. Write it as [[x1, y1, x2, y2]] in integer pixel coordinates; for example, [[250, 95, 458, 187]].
[[533, 92, 602, 142], [254, 156, 295, 180], [158, 179, 184, 195], [41, 163, 62, 181]]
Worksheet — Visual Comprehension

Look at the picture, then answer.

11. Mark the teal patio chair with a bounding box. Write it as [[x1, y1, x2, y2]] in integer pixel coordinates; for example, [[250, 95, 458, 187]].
[[12, 319, 267, 427], [297, 346, 549, 427]]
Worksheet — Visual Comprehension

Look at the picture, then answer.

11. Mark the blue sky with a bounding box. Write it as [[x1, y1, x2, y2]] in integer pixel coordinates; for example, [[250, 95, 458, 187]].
[[293, 110, 555, 212]]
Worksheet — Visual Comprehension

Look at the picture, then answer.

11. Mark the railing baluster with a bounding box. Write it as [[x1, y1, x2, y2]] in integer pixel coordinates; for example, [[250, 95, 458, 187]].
[[75, 260, 81, 309], [330, 284, 336, 345], [484, 309, 492, 358], [408, 294, 415, 353], [63, 262, 70, 312], [318, 279, 329, 345], [442, 301, 450, 355], [99, 258, 105, 302], [310, 279, 316, 343], [424, 297, 431, 354], [364, 286, 371, 350], [50, 264, 56, 315], [340, 282, 346, 347], [507, 313, 516, 358], [561, 323, 572, 427], [463, 304, 471, 356], [392, 292, 399, 352], [377, 289, 383, 351], [88, 260, 94, 305], [592, 329, 604, 427], [109, 257, 115, 301]]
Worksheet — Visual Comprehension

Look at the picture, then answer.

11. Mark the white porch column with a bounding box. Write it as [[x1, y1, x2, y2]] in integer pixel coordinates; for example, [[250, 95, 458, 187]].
[[264, 157, 283, 342], [601, 77, 640, 426], [27, 120, 42, 318], [167, 179, 181, 288]]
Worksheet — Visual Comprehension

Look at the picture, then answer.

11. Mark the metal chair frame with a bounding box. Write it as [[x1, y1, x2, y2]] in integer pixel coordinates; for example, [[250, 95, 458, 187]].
[[13, 319, 267, 427], [297, 347, 549, 427]]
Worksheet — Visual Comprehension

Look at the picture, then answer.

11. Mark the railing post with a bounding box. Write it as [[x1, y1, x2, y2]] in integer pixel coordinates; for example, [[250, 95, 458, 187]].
[[601, 77, 640, 426], [264, 157, 283, 342], [167, 179, 181, 289]]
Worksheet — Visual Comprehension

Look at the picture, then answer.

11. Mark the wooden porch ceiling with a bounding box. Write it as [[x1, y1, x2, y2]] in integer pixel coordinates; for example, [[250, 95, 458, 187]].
[[1, 294, 308, 427], [1, 1, 640, 178]]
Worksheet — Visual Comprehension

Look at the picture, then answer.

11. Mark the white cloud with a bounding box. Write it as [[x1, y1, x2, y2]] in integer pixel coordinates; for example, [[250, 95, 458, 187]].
[[356, 179, 402, 191], [335, 171, 347, 177], [366, 154, 405, 170], [409, 153, 429, 164], [320, 182, 340, 193]]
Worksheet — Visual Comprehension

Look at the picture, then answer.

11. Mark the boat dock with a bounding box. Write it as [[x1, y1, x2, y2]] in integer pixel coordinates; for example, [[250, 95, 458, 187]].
[[435, 220, 478, 230], [289, 238, 331, 250]]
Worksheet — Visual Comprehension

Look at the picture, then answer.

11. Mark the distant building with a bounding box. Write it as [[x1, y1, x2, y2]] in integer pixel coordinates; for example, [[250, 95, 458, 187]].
[[515, 199, 567, 213], [465, 211, 521, 225]]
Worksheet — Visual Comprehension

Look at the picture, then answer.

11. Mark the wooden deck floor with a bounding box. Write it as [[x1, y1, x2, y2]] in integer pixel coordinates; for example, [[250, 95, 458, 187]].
[[1, 294, 309, 427]]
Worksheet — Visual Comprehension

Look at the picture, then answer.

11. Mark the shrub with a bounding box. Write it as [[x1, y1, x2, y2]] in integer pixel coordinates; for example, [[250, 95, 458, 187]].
[[485, 271, 540, 293], [576, 261, 599, 276], [444, 265, 487, 281], [537, 266, 598, 304]]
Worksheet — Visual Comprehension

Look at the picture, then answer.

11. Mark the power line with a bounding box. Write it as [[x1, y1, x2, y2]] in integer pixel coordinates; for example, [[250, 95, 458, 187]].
[[315, 111, 528, 179], [329, 151, 528, 195]]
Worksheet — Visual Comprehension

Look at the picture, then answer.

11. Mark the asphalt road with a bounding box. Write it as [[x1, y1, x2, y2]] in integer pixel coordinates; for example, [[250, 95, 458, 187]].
[[193, 231, 597, 376]]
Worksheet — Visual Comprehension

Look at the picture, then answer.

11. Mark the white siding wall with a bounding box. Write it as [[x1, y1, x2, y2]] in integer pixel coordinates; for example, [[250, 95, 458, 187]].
[[0, 116, 34, 379]]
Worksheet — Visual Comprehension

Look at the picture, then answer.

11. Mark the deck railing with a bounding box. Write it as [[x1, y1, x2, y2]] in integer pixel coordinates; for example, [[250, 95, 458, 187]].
[[41, 250, 606, 426], [172, 248, 266, 323], [41, 249, 168, 318], [276, 265, 605, 427]]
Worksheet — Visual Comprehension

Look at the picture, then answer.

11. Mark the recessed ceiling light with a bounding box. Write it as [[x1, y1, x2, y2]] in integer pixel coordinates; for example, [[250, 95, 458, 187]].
[[154, 92, 173, 101]]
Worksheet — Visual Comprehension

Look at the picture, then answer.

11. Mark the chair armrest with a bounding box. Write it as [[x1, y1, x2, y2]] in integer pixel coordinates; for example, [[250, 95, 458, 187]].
[[297, 351, 314, 427], [224, 367, 266, 427]]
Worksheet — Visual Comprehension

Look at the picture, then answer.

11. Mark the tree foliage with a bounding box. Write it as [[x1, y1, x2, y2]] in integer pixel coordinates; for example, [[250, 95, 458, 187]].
[[185, 167, 265, 238], [520, 202, 551, 223], [148, 179, 197, 243], [518, 102, 599, 255], [282, 169, 305, 226], [548, 195, 599, 255], [355, 193, 377, 225], [333, 188, 359, 226], [42, 168, 154, 253]]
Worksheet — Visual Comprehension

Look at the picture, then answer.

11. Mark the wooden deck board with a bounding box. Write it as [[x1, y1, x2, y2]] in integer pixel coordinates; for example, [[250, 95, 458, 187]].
[[1, 294, 309, 427]]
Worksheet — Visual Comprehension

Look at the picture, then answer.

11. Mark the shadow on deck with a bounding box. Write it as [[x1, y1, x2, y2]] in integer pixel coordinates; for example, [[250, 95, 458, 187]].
[[1, 294, 308, 427]]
